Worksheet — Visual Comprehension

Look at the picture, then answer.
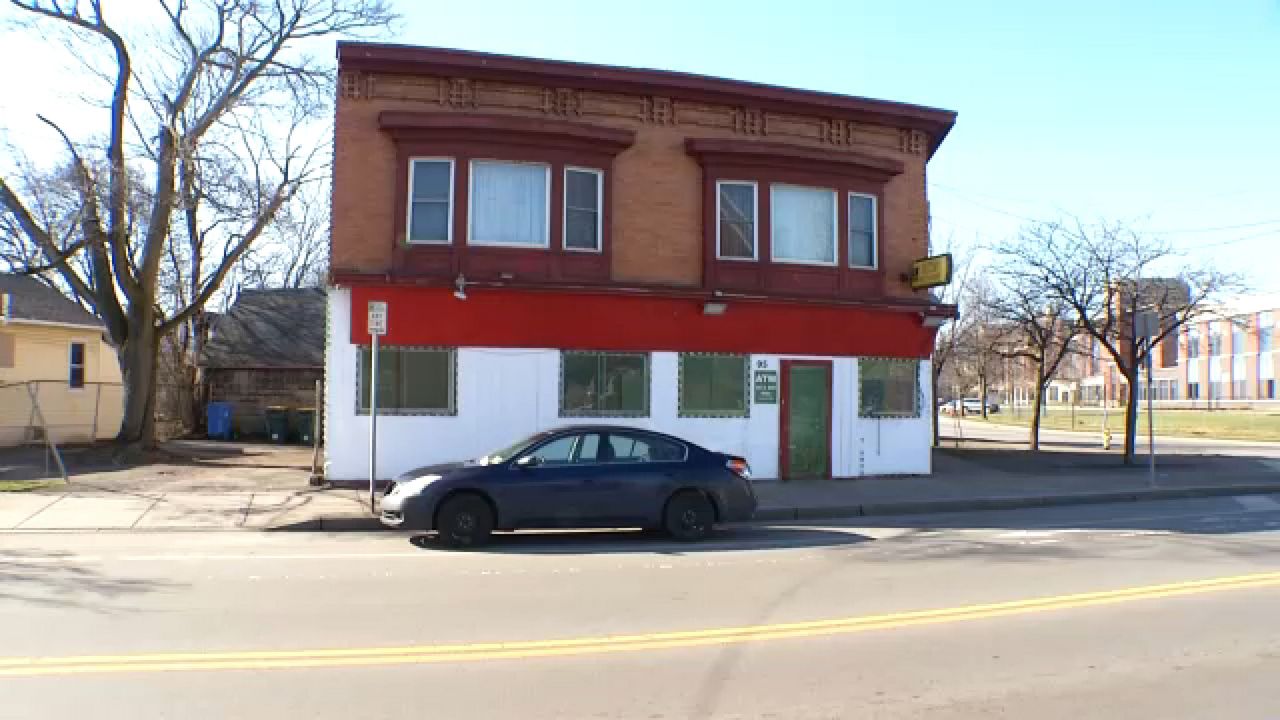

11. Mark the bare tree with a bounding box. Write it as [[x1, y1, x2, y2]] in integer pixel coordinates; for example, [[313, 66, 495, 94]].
[[928, 238, 977, 446], [1000, 220, 1240, 462], [0, 0, 393, 446], [954, 277, 1006, 419], [991, 233, 1084, 451]]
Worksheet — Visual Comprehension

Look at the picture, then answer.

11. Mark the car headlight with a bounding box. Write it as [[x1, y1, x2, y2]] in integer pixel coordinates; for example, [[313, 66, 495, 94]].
[[392, 474, 442, 496]]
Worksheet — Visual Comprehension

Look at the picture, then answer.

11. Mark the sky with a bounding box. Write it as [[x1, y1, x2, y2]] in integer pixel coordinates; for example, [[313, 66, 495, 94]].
[[2, 0, 1279, 290]]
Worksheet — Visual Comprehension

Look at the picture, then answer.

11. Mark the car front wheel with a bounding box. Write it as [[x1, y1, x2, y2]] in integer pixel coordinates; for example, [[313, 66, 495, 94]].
[[664, 490, 714, 541], [435, 494, 494, 548]]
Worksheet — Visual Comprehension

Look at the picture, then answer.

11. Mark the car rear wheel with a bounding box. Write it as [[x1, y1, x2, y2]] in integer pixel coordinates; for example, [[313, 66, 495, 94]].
[[663, 490, 714, 541], [436, 494, 494, 548]]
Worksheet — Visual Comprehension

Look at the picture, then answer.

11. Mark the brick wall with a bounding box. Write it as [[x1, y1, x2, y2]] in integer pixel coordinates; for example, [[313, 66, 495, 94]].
[[332, 71, 934, 300]]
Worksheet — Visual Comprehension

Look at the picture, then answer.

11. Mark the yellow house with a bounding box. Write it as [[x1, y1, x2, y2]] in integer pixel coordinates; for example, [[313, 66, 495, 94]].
[[0, 274, 123, 447]]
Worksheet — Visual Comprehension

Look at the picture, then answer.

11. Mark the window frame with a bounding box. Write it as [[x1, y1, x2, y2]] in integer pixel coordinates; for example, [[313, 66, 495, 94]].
[[405, 157, 455, 245], [769, 183, 839, 267], [715, 180, 759, 261], [858, 357, 921, 418], [677, 352, 750, 418], [558, 351, 651, 418], [846, 191, 878, 270], [355, 345, 457, 416], [68, 341, 86, 390], [562, 166, 604, 254], [467, 158, 553, 249]]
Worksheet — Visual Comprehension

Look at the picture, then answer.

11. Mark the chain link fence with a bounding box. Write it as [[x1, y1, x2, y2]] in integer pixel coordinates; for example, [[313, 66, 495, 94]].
[[0, 380, 125, 449]]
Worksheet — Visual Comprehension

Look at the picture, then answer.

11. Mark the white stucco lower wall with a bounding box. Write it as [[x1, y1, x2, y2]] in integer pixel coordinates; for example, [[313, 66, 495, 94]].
[[325, 287, 932, 481]]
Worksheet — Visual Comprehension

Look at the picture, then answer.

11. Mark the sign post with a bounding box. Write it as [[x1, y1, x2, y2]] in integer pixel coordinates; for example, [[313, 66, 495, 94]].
[[367, 301, 388, 514], [1135, 311, 1158, 487]]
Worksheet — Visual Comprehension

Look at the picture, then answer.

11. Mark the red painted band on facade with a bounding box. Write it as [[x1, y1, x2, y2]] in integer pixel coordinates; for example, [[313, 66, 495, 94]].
[[349, 286, 937, 358]]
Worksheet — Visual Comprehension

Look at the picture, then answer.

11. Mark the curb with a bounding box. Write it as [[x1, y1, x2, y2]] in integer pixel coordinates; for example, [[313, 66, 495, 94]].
[[752, 483, 1280, 522], [5, 484, 1277, 533]]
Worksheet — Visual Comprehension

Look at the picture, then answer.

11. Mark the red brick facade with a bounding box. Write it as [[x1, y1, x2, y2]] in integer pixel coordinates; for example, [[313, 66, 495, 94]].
[[331, 44, 954, 309]]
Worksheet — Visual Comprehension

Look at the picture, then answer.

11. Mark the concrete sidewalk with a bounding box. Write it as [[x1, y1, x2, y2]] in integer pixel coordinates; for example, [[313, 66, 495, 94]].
[[0, 487, 375, 532], [4, 469, 1280, 532]]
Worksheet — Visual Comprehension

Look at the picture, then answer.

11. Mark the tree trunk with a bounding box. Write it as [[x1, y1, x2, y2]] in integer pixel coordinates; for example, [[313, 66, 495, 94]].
[[979, 375, 989, 419], [1122, 369, 1139, 465], [116, 315, 159, 447], [1028, 360, 1046, 451]]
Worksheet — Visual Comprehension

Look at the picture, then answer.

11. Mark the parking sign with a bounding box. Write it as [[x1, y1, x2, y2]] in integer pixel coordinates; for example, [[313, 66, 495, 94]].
[[367, 301, 388, 336]]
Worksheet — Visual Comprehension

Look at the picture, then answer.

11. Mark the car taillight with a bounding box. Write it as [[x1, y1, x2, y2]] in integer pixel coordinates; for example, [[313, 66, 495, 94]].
[[726, 457, 751, 480]]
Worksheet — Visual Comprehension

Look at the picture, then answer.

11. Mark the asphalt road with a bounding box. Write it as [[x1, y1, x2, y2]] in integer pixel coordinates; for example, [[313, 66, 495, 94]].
[[3, 494, 1280, 719]]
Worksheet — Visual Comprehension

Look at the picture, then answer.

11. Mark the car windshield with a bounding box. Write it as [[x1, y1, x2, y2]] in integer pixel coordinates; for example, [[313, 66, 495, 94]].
[[474, 431, 553, 465]]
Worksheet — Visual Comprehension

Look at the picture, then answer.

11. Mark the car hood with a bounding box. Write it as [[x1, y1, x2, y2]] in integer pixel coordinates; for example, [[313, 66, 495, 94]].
[[395, 462, 467, 481]]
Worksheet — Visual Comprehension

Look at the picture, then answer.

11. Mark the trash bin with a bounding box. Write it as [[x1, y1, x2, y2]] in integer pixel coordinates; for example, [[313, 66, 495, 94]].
[[207, 402, 233, 440], [292, 407, 316, 445], [265, 406, 290, 444]]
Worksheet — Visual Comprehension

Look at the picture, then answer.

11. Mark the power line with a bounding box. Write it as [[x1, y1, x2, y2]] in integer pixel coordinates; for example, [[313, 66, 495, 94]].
[[1146, 218, 1280, 234]]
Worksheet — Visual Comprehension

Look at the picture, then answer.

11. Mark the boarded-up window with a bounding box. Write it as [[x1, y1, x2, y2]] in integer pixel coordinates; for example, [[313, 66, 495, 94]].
[[0, 333, 13, 368]]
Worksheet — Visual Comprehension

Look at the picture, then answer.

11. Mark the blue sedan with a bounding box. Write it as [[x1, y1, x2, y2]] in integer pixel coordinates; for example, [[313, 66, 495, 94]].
[[379, 425, 757, 547]]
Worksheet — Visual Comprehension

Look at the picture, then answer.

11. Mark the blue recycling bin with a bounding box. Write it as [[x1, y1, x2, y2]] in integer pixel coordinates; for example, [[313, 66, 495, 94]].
[[207, 402, 233, 440]]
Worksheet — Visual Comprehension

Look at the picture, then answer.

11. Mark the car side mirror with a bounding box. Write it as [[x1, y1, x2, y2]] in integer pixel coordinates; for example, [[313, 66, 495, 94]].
[[515, 455, 542, 469]]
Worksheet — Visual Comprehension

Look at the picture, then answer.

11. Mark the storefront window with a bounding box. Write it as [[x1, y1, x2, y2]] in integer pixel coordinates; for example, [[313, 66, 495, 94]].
[[560, 352, 649, 416], [358, 347, 454, 415], [679, 353, 748, 417], [859, 358, 919, 417]]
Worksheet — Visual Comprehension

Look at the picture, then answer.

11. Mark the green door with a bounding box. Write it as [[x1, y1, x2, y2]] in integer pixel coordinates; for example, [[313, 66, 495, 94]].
[[782, 361, 831, 479]]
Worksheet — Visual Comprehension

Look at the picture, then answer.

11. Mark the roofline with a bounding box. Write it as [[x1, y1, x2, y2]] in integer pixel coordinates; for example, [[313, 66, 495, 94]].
[[1, 317, 105, 332], [336, 42, 957, 156]]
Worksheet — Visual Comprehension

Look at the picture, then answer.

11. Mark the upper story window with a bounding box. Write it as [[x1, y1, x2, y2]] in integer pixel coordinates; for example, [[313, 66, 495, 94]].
[[1260, 312, 1274, 353], [1186, 329, 1200, 359], [1231, 318, 1246, 355], [564, 167, 602, 252], [716, 181, 757, 260], [848, 194, 877, 269], [1208, 322, 1222, 356], [469, 160, 550, 248], [685, 138, 901, 299], [770, 184, 836, 265], [407, 158, 453, 244], [379, 111, 633, 285]]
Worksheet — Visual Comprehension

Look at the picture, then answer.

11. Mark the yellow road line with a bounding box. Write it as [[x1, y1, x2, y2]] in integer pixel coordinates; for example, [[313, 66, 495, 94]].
[[3, 570, 1278, 677]]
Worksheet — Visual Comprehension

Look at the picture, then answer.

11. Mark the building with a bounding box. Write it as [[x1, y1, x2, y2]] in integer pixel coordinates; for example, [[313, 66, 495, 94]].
[[1178, 296, 1278, 406], [1074, 294, 1279, 408], [326, 44, 956, 481], [199, 288, 326, 436], [0, 273, 123, 446]]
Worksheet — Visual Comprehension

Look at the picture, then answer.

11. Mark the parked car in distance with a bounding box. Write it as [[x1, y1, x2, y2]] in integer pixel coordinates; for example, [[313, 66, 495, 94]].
[[961, 398, 1000, 414], [941, 398, 1000, 415], [379, 425, 757, 547]]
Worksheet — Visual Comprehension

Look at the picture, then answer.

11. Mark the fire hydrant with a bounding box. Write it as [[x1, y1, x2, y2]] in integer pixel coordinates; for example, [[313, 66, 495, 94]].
[[1102, 429, 1113, 450]]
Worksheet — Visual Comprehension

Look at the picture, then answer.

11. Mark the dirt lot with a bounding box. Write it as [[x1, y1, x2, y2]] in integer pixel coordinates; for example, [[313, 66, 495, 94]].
[[0, 440, 316, 492]]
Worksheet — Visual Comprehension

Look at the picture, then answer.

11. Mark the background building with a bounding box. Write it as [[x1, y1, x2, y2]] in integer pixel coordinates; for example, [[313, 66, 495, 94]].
[[199, 288, 327, 437], [0, 273, 123, 446]]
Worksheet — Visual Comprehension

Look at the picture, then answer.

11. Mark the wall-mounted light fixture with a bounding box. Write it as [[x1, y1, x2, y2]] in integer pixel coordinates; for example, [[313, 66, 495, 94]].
[[702, 301, 728, 316], [453, 274, 468, 301], [921, 313, 948, 328]]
